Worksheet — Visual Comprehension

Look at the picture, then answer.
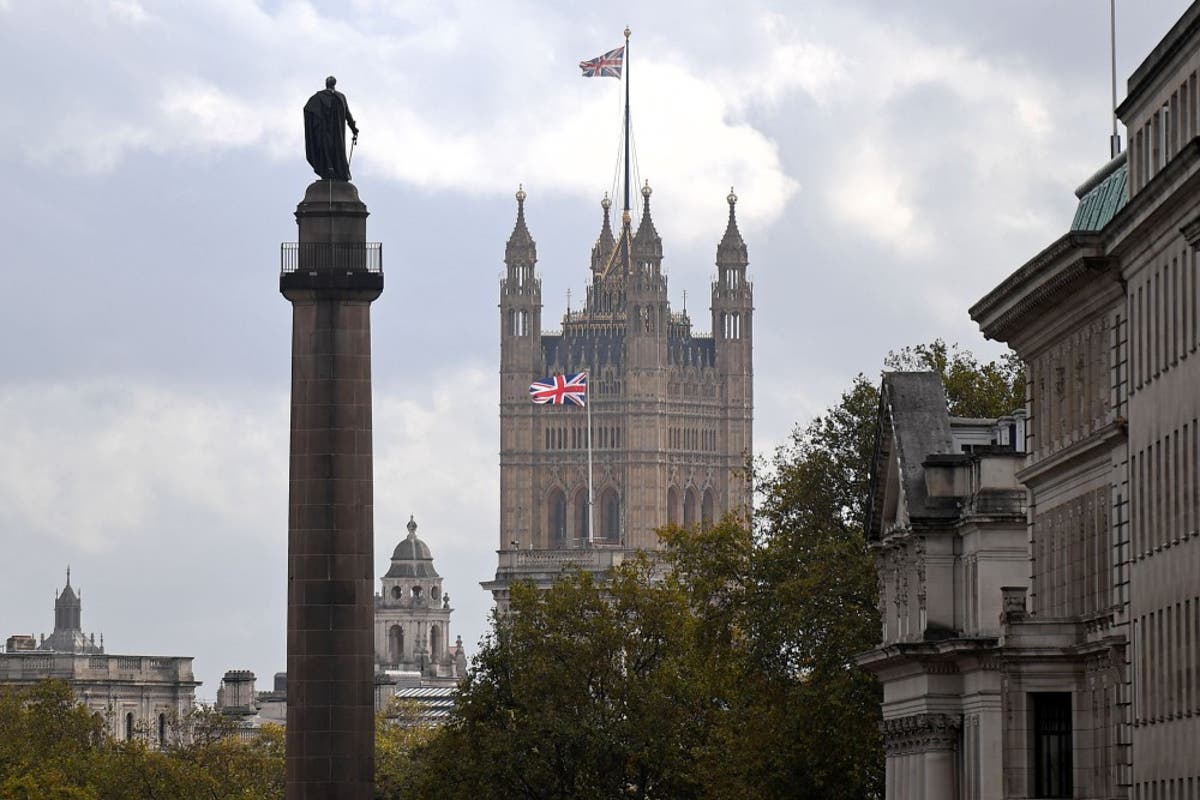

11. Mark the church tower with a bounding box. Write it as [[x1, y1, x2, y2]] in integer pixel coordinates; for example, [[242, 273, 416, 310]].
[[485, 184, 754, 607]]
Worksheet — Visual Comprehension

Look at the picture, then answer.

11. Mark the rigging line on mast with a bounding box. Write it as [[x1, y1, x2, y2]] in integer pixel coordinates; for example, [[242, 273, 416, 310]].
[[609, 80, 624, 204]]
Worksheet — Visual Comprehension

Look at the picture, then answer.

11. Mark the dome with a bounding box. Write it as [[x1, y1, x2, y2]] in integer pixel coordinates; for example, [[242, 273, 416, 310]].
[[385, 516, 440, 579]]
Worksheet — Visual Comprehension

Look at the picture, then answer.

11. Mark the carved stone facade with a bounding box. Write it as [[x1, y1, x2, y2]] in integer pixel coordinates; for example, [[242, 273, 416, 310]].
[[485, 186, 753, 604], [858, 373, 1028, 800], [863, 7, 1200, 798], [1, 572, 199, 745], [373, 516, 467, 685]]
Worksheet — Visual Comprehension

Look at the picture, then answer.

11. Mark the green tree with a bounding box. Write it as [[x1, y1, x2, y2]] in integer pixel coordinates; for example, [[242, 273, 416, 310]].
[[415, 561, 728, 800], [375, 697, 437, 800], [884, 339, 1024, 418], [0, 681, 104, 800]]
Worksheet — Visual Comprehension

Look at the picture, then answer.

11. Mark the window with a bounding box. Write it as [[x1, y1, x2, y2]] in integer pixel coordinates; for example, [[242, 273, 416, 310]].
[[389, 625, 404, 665], [158, 713, 167, 748], [125, 712, 134, 741], [1033, 692, 1073, 797], [599, 488, 620, 543], [548, 489, 567, 547]]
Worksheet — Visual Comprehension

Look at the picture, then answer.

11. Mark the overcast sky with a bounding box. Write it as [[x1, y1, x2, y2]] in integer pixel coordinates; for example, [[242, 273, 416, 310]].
[[0, 0, 1191, 699]]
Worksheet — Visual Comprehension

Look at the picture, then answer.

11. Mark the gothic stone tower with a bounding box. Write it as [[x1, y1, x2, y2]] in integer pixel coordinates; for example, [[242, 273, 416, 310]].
[[280, 179, 382, 800], [485, 185, 753, 605]]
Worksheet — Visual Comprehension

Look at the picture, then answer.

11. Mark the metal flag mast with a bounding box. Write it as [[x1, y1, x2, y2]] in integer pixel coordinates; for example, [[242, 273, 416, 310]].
[[586, 368, 594, 546], [622, 26, 633, 274], [585, 26, 631, 548]]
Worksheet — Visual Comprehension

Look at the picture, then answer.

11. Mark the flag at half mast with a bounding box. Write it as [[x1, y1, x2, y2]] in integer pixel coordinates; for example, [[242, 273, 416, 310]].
[[530, 372, 588, 406], [579, 46, 624, 78]]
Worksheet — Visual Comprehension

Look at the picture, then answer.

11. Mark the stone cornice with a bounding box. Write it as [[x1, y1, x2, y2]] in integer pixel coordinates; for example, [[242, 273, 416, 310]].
[[1014, 419, 1126, 486], [880, 712, 961, 754], [970, 234, 1107, 343]]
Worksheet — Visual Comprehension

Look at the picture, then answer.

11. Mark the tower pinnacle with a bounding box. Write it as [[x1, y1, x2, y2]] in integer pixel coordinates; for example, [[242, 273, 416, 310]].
[[506, 186, 536, 266], [716, 186, 747, 267]]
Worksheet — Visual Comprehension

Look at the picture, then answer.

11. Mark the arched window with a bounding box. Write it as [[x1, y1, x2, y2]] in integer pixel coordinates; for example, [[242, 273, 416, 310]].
[[125, 712, 134, 741], [574, 488, 590, 543], [701, 488, 715, 530], [431, 586, 440, 601], [548, 488, 567, 547], [667, 487, 679, 526], [391, 586, 402, 600], [158, 713, 166, 748], [684, 488, 698, 527], [389, 624, 404, 666], [430, 625, 441, 660], [599, 488, 620, 543]]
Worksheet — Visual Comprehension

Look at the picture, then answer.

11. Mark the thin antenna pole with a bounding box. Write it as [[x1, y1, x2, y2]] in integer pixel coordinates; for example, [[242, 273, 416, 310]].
[[1110, 0, 1122, 157]]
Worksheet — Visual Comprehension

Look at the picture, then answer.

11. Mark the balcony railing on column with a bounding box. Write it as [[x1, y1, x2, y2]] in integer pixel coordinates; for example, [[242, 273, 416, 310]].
[[280, 242, 383, 276]]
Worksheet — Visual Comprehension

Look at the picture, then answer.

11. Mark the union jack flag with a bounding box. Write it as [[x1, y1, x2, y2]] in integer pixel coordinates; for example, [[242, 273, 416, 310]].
[[530, 372, 588, 406], [579, 46, 624, 78]]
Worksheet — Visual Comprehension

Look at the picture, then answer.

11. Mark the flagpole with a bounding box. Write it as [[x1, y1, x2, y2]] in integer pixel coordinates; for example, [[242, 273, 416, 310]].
[[623, 26, 631, 216], [586, 369, 594, 546], [621, 26, 632, 275]]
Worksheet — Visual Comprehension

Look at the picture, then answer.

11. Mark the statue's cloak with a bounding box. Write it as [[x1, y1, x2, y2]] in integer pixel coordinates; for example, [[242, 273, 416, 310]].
[[304, 89, 352, 181]]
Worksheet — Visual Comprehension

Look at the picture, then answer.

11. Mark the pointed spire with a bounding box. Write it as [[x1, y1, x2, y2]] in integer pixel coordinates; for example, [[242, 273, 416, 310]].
[[716, 187, 748, 267], [505, 184, 537, 266], [590, 193, 616, 273], [632, 180, 662, 260]]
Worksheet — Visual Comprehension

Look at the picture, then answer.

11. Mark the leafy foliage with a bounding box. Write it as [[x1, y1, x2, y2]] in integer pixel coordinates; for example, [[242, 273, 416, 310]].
[[0, 681, 392, 800], [884, 339, 1024, 419]]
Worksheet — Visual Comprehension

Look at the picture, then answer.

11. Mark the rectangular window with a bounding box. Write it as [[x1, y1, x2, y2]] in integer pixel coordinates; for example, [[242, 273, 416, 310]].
[[1033, 692, 1073, 797]]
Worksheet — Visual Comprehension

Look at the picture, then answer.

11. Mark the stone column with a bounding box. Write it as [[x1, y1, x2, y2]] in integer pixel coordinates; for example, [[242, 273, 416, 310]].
[[281, 179, 383, 800]]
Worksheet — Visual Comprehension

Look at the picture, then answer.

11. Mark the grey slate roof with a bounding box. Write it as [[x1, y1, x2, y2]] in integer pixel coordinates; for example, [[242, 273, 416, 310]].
[[866, 372, 956, 538]]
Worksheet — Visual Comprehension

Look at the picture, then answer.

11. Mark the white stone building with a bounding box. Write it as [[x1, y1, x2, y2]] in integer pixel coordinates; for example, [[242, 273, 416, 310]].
[[1, 570, 199, 746]]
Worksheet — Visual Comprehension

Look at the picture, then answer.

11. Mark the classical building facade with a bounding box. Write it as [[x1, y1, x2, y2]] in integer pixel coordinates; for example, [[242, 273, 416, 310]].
[[862, 5, 1200, 797], [859, 375, 1031, 798], [1, 571, 199, 746], [221, 518, 467, 728], [373, 516, 467, 685], [486, 185, 754, 604]]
